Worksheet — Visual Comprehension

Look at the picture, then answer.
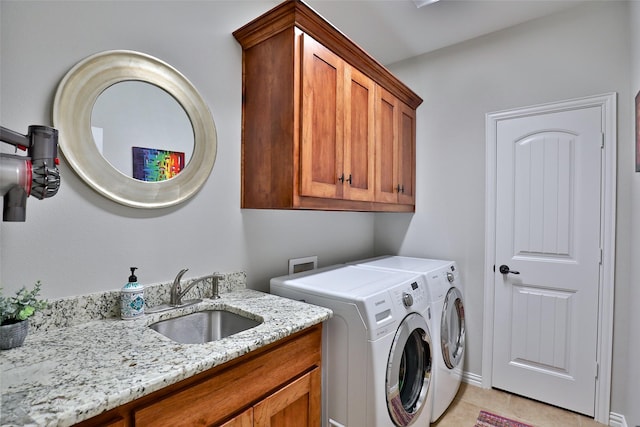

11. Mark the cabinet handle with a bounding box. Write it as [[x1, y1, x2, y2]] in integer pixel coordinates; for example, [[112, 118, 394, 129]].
[[338, 174, 352, 185], [396, 184, 405, 193]]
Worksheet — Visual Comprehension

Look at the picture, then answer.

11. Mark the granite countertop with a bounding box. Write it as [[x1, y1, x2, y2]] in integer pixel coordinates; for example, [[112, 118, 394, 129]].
[[0, 288, 332, 427]]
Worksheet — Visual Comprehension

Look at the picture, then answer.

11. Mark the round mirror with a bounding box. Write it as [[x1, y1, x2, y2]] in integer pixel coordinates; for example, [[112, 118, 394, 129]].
[[53, 50, 217, 208]]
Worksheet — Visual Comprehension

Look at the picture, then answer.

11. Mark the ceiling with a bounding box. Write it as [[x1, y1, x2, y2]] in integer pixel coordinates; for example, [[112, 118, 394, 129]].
[[304, 0, 586, 65]]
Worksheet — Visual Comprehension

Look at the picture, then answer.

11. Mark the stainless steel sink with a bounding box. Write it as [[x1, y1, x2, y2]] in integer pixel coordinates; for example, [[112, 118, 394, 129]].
[[149, 310, 262, 344]]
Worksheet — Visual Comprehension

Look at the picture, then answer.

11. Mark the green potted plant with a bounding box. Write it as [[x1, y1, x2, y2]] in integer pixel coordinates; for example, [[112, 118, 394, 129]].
[[0, 281, 47, 350]]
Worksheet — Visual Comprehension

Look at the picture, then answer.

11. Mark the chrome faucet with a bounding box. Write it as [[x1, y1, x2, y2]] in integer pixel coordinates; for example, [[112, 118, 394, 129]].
[[170, 268, 189, 306], [170, 269, 224, 306]]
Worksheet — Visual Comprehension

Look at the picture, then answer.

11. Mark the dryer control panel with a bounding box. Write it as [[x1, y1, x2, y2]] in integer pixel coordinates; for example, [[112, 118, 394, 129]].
[[427, 262, 460, 299]]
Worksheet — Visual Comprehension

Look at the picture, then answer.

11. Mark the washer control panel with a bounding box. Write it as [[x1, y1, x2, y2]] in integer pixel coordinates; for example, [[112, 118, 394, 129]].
[[391, 276, 429, 313]]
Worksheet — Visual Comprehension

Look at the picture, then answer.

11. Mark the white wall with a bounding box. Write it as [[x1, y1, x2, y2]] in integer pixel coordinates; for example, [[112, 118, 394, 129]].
[[379, 1, 634, 419], [0, 1, 375, 297], [626, 2, 640, 426]]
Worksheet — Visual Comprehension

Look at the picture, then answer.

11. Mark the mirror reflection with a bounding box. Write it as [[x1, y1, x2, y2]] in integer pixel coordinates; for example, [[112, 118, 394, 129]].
[[53, 50, 218, 209], [91, 81, 194, 181]]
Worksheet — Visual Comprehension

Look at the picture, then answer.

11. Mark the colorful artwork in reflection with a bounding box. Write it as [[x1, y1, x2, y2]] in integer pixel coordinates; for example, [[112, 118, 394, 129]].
[[132, 147, 185, 182]]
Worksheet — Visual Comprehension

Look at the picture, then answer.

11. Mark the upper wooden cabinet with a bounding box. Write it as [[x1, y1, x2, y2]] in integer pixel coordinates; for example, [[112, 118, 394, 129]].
[[300, 34, 376, 203], [234, 0, 422, 212], [375, 86, 416, 205]]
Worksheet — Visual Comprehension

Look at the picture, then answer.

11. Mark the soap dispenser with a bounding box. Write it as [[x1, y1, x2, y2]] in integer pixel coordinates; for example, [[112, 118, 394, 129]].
[[121, 267, 144, 320]]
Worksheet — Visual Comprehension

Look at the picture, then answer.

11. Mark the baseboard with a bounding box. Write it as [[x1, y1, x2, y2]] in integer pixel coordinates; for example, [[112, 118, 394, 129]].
[[463, 370, 628, 426], [609, 412, 628, 427], [462, 370, 483, 388]]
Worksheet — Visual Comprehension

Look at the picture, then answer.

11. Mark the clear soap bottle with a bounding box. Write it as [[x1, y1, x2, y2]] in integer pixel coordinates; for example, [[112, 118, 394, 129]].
[[121, 267, 144, 320]]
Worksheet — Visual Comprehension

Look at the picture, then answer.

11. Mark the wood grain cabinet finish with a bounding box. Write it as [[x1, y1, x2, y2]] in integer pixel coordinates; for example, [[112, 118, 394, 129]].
[[300, 34, 375, 203], [220, 408, 253, 427], [222, 368, 320, 427], [75, 325, 322, 427], [253, 368, 320, 427], [233, 0, 422, 212], [375, 86, 416, 205]]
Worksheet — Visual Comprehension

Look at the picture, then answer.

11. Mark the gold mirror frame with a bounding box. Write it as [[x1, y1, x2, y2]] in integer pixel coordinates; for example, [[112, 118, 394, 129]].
[[53, 50, 217, 209]]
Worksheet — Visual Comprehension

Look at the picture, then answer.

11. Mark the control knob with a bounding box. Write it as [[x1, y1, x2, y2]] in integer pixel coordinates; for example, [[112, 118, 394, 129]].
[[402, 292, 414, 308], [446, 272, 454, 283]]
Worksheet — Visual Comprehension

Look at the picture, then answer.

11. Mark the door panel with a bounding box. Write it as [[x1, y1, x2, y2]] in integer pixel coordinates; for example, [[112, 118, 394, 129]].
[[375, 87, 399, 203], [300, 34, 343, 199], [511, 285, 572, 373], [343, 66, 375, 201], [398, 103, 416, 204], [254, 368, 320, 427], [513, 133, 574, 257], [492, 106, 602, 416]]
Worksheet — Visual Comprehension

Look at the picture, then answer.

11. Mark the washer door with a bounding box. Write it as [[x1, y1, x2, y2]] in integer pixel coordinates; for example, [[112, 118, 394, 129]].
[[441, 287, 465, 369], [386, 313, 432, 426]]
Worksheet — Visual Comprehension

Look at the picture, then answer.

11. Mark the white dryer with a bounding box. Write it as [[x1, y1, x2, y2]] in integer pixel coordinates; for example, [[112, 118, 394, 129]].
[[270, 265, 434, 427], [351, 256, 466, 422]]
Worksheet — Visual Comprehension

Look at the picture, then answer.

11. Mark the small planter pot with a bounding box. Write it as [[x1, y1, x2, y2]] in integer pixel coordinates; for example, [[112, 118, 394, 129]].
[[0, 319, 29, 350]]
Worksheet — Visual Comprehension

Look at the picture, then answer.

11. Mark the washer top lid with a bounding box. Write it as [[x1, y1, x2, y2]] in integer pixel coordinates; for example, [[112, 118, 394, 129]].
[[352, 255, 452, 274], [271, 265, 422, 300]]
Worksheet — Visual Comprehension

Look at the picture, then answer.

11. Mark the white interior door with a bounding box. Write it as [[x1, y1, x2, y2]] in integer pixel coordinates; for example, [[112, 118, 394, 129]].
[[491, 106, 603, 416]]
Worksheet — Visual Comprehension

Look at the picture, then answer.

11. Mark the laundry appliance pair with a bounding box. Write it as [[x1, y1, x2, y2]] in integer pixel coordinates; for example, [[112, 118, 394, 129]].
[[269, 256, 465, 427], [353, 256, 466, 423]]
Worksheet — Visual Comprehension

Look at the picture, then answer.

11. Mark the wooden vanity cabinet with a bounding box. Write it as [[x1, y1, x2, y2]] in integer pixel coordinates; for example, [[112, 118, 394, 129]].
[[215, 368, 320, 427], [233, 0, 422, 212], [75, 324, 322, 427], [221, 408, 253, 427]]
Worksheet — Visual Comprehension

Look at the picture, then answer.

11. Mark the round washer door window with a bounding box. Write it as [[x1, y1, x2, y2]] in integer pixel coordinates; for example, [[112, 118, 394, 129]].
[[441, 286, 465, 369], [386, 313, 432, 426]]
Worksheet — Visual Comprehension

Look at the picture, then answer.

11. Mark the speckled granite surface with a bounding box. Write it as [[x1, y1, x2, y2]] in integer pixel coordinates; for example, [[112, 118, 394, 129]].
[[0, 274, 332, 427], [29, 272, 248, 332]]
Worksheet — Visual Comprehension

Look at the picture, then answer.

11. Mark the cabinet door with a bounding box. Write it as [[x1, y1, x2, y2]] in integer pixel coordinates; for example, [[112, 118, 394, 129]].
[[300, 33, 344, 199], [253, 368, 321, 427], [343, 66, 375, 202], [375, 86, 400, 203], [375, 87, 416, 205], [397, 102, 416, 205], [221, 408, 253, 427]]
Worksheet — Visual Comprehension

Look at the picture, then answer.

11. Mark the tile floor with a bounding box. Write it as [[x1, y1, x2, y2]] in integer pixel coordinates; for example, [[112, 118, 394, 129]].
[[432, 382, 607, 427]]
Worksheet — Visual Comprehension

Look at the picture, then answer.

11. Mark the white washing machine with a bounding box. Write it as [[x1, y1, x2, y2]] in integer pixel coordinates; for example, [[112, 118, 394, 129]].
[[351, 256, 466, 422], [270, 265, 434, 427]]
